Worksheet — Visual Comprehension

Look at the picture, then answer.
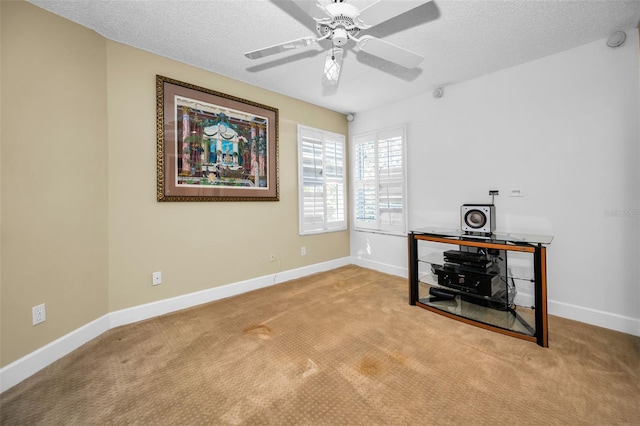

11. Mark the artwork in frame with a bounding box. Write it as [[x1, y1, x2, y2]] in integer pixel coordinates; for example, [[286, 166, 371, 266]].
[[156, 75, 279, 201]]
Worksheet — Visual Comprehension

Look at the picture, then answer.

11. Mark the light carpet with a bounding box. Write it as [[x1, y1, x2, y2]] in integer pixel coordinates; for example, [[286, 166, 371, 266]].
[[1, 265, 638, 425]]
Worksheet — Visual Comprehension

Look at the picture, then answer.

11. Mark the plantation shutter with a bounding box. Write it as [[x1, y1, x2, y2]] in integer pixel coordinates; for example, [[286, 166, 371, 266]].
[[353, 126, 406, 235], [298, 125, 346, 235], [377, 128, 405, 233], [323, 138, 346, 228], [353, 136, 377, 230]]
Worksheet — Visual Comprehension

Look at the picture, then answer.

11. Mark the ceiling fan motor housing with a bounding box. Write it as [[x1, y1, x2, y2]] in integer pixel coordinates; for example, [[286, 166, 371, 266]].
[[316, 2, 362, 46]]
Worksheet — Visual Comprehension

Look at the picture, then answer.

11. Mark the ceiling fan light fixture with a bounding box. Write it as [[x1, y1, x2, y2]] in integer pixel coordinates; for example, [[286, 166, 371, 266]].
[[323, 48, 344, 86], [332, 27, 349, 46]]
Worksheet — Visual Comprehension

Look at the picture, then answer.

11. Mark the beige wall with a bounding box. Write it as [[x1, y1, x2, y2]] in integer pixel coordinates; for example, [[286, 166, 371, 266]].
[[106, 42, 349, 311], [1, 1, 349, 367], [1, 1, 109, 366]]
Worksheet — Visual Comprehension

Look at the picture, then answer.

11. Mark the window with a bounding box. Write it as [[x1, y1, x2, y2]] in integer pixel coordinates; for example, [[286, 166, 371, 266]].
[[297, 125, 347, 235], [352, 125, 407, 235]]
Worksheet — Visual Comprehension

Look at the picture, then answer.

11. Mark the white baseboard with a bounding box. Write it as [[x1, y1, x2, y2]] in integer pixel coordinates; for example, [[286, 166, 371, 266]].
[[358, 258, 640, 337], [548, 300, 640, 337], [0, 257, 351, 394], [0, 315, 110, 394], [109, 256, 351, 328], [352, 257, 407, 278], [514, 291, 534, 308]]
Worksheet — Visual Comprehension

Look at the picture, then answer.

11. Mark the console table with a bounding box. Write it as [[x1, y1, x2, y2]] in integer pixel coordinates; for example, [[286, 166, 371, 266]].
[[408, 228, 553, 347]]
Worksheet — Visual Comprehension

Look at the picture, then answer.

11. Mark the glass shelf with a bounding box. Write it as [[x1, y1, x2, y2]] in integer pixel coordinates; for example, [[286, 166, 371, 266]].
[[411, 227, 553, 246], [417, 281, 535, 337]]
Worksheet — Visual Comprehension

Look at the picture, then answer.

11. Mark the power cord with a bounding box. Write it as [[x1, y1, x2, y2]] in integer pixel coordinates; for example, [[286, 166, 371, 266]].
[[271, 256, 281, 286]]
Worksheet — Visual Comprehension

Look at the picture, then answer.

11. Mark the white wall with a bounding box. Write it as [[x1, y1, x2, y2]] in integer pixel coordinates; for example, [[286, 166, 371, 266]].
[[350, 31, 640, 336]]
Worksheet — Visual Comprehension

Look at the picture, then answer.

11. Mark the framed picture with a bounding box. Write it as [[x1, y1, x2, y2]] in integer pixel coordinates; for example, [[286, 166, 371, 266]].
[[156, 75, 279, 201]]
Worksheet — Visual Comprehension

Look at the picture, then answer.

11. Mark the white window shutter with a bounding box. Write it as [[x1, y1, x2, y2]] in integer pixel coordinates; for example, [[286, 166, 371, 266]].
[[378, 132, 405, 233], [352, 126, 407, 235], [298, 125, 347, 235]]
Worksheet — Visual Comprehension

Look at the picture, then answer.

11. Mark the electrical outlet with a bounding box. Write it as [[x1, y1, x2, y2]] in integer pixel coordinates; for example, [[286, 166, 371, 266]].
[[270, 254, 277, 262], [509, 188, 524, 197], [301, 246, 306, 256], [32, 304, 46, 325], [152, 271, 162, 285]]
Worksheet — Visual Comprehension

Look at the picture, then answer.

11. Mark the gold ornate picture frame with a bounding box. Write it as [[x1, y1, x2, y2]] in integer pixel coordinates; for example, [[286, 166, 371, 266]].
[[156, 75, 279, 201]]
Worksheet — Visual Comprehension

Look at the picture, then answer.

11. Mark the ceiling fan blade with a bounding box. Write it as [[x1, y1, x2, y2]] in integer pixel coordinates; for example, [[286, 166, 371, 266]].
[[358, 0, 432, 28], [322, 48, 344, 87], [357, 35, 424, 68], [244, 36, 318, 59], [290, 0, 330, 20]]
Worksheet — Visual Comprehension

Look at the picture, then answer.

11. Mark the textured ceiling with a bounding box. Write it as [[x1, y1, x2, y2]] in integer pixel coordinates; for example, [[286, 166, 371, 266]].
[[26, 0, 640, 114]]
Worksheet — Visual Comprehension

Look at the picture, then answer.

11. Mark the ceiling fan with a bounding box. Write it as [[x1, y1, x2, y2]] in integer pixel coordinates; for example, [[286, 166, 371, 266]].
[[244, 0, 432, 87]]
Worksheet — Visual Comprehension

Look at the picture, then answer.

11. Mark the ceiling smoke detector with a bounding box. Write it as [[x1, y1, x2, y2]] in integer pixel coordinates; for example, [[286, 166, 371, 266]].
[[606, 31, 626, 48]]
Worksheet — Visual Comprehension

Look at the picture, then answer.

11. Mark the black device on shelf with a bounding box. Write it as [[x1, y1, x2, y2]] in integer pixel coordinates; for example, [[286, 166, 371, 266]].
[[431, 248, 515, 309], [428, 287, 456, 300], [442, 249, 497, 273], [442, 250, 487, 264], [431, 264, 499, 297]]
